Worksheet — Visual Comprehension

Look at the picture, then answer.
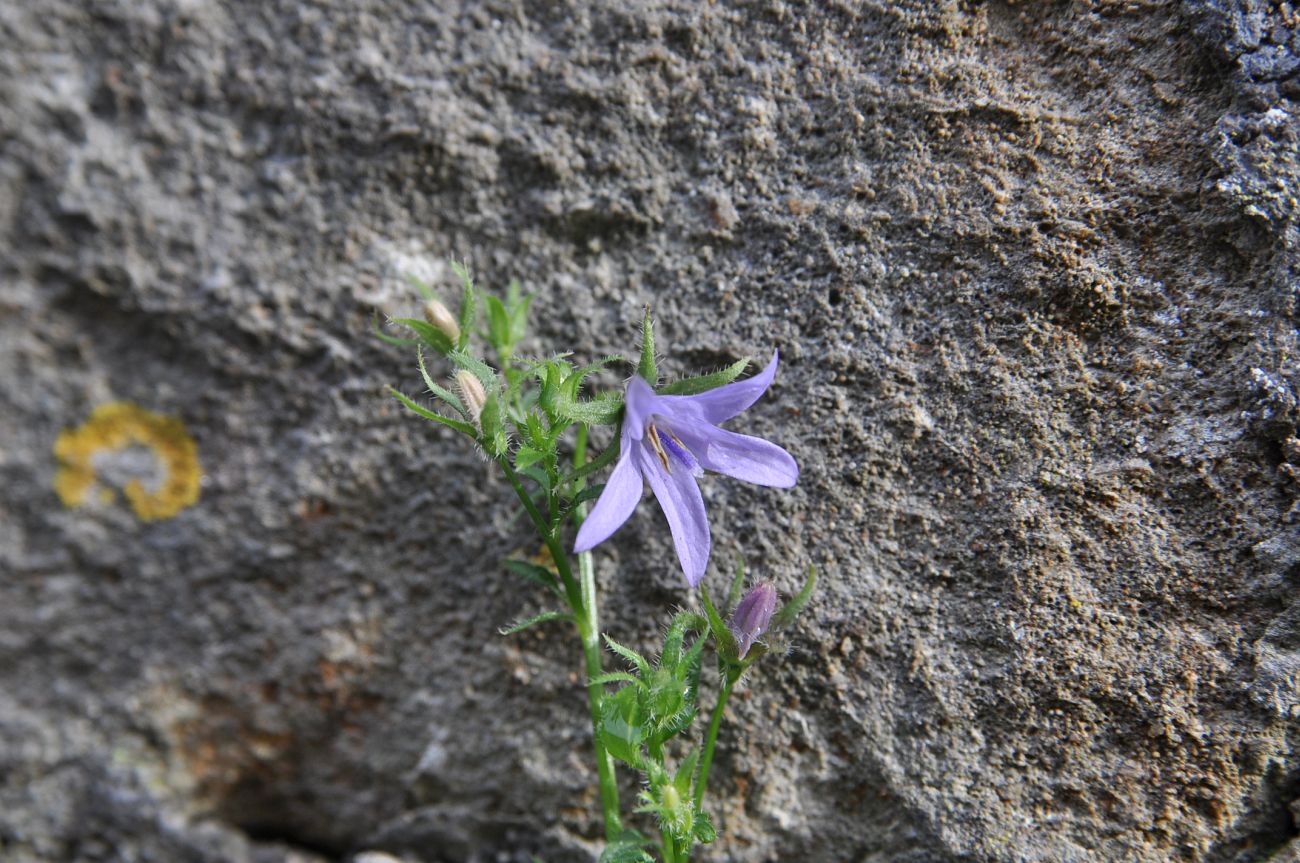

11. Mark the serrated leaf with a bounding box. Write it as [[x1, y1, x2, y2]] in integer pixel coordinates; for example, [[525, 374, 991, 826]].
[[557, 392, 623, 425], [599, 685, 646, 768], [448, 350, 500, 394], [389, 387, 477, 436], [657, 358, 751, 396], [499, 610, 570, 635], [604, 635, 652, 676], [637, 307, 657, 384], [371, 310, 420, 347], [772, 564, 817, 630], [589, 671, 643, 688], [502, 559, 559, 592], [392, 317, 454, 354]]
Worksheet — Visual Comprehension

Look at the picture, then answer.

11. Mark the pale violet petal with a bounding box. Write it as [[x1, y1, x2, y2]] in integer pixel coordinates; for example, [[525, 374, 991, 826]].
[[662, 351, 780, 425], [637, 442, 711, 587], [573, 438, 644, 553], [674, 423, 798, 488], [623, 376, 659, 442]]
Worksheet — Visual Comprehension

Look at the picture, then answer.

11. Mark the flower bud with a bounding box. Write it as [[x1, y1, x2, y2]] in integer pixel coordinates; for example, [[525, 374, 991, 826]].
[[728, 582, 777, 660], [423, 298, 460, 345], [454, 370, 487, 427]]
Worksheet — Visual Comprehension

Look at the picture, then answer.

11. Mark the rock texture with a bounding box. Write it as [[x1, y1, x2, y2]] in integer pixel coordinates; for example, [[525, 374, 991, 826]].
[[2, 1, 1297, 861]]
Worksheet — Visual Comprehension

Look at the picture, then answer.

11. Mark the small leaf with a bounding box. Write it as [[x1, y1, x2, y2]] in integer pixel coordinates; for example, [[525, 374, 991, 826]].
[[451, 260, 477, 351], [599, 830, 655, 863], [371, 310, 420, 347], [694, 811, 717, 844], [521, 465, 552, 491], [499, 610, 571, 635], [727, 556, 747, 608], [772, 565, 817, 630], [568, 483, 607, 508], [486, 294, 511, 353], [388, 387, 477, 437], [502, 559, 559, 592], [417, 347, 465, 416], [604, 635, 652, 676], [599, 685, 647, 768], [404, 274, 435, 300], [637, 306, 657, 384], [657, 358, 750, 396], [561, 431, 621, 487], [557, 392, 623, 425], [515, 446, 546, 470], [391, 317, 454, 354], [674, 749, 699, 796]]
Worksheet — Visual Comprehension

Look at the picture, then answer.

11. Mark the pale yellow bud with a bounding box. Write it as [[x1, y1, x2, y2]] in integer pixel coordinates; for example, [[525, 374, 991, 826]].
[[423, 299, 460, 345], [454, 370, 487, 426]]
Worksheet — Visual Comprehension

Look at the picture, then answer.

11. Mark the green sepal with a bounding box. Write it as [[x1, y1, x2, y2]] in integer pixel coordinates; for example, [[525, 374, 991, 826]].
[[604, 635, 652, 676], [502, 559, 559, 593], [657, 358, 750, 396], [637, 307, 657, 385], [448, 350, 500, 394], [772, 565, 817, 630], [371, 310, 419, 347], [699, 587, 740, 663], [499, 610, 571, 635], [391, 317, 454, 355], [451, 260, 476, 352], [477, 392, 509, 457], [388, 387, 477, 437]]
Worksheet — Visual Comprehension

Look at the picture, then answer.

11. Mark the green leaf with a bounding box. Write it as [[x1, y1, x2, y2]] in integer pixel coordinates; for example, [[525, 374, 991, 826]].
[[637, 306, 657, 385], [371, 310, 420, 347], [521, 464, 552, 492], [694, 811, 716, 844], [599, 685, 647, 768], [389, 387, 477, 436], [499, 610, 571, 635], [486, 294, 511, 353], [451, 260, 477, 352], [507, 281, 532, 344], [598, 830, 655, 863], [673, 748, 699, 796], [568, 483, 607, 508], [478, 392, 508, 456], [772, 564, 817, 630], [502, 559, 559, 592], [604, 635, 652, 676], [561, 430, 621, 487], [699, 587, 740, 663], [417, 347, 466, 416], [657, 358, 750, 396], [557, 392, 623, 425], [515, 446, 546, 470], [391, 317, 454, 354]]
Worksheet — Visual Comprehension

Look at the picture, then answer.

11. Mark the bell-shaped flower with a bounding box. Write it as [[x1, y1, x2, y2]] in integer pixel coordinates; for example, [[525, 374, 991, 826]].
[[573, 352, 798, 587], [728, 582, 779, 659]]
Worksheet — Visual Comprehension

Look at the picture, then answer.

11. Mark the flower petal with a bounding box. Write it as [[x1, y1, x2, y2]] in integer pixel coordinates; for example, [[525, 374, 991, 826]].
[[623, 376, 659, 442], [671, 351, 780, 425], [674, 423, 798, 488], [573, 438, 644, 553], [637, 442, 711, 587]]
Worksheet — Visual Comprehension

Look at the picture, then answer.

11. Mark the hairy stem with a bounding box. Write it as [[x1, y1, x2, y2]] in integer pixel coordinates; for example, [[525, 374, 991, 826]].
[[694, 669, 740, 811]]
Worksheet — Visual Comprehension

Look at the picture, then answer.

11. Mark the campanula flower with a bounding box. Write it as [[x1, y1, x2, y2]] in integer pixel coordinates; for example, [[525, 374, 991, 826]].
[[573, 352, 798, 587], [728, 582, 778, 659]]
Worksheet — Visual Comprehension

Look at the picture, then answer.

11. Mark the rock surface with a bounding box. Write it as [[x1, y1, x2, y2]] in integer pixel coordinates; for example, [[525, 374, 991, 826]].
[[2, 1, 1298, 861]]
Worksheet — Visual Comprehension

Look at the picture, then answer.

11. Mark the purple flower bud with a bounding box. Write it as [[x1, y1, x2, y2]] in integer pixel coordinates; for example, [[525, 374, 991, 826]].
[[728, 582, 778, 659]]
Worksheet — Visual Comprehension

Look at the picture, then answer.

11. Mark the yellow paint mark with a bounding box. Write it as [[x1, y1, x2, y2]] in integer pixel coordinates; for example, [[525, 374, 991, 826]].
[[54, 402, 201, 521]]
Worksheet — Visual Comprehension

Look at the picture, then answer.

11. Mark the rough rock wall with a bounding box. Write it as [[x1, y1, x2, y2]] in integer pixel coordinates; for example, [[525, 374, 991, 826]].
[[2, 1, 1297, 861]]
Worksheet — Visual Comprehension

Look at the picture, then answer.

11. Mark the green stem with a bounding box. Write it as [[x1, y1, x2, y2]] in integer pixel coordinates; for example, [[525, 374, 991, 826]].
[[694, 669, 740, 811], [498, 456, 620, 839]]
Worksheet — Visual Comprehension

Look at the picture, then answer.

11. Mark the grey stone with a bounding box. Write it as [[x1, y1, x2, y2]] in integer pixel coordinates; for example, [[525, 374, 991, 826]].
[[2, 1, 1299, 862]]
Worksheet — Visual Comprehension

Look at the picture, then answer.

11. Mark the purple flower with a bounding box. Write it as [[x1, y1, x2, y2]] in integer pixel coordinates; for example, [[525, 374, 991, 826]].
[[573, 352, 798, 587], [728, 582, 778, 659]]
